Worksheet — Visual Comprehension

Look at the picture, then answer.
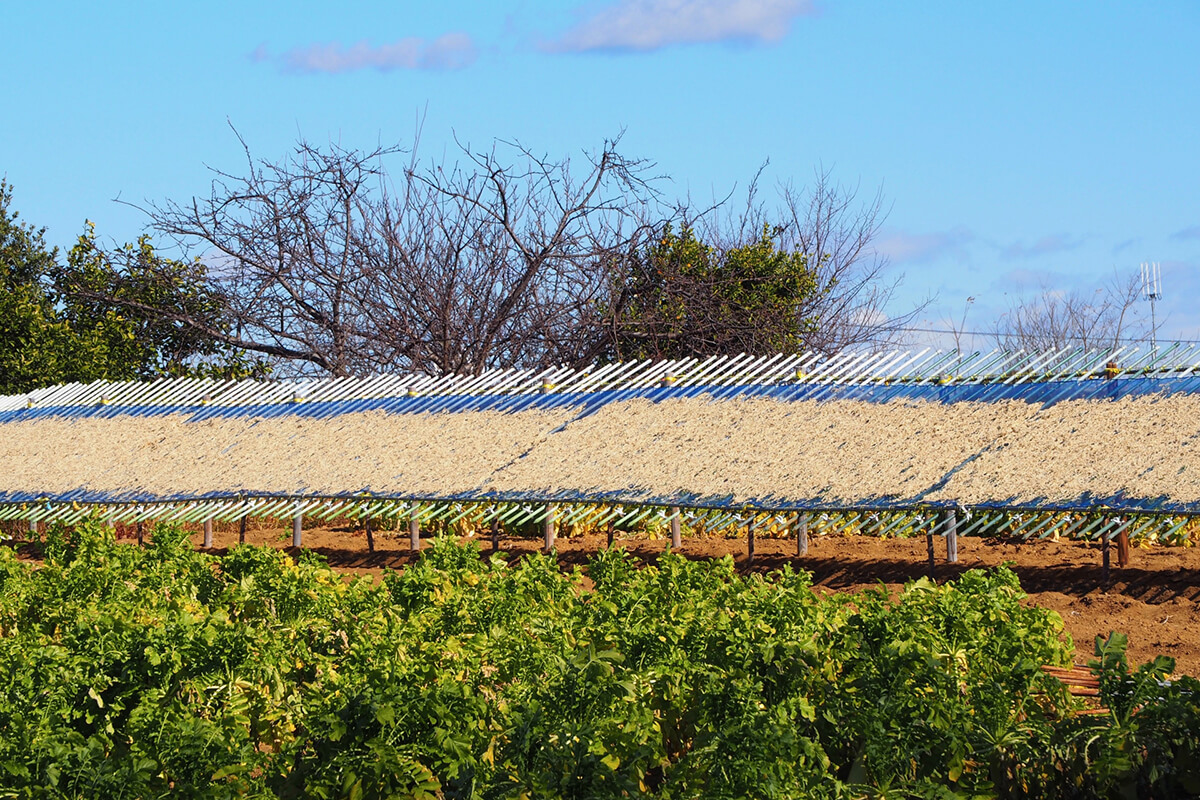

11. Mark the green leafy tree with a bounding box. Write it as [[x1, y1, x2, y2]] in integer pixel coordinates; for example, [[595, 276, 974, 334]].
[[0, 180, 75, 393], [53, 223, 268, 381], [0, 181, 265, 394], [608, 223, 825, 360]]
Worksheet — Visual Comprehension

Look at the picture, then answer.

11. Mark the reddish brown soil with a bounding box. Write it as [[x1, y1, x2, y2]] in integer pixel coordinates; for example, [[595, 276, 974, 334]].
[[15, 522, 1200, 678]]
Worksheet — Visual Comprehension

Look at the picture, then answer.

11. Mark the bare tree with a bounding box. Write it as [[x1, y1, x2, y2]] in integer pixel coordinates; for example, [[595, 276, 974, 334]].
[[379, 135, 659, 374], [778, 170, 925, 352], [112, 130, 658, 377], [138, 132, 399, 376], [945, 296, 976, 354], [991, 271, 1143, 352], [94, 133, 921, 377]]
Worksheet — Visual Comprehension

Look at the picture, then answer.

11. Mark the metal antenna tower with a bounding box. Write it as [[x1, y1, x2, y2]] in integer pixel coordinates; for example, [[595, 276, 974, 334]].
[[1141, 261, 1163, 350]]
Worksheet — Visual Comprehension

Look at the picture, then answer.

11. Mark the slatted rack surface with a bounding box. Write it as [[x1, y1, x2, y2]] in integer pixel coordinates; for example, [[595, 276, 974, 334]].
[[1, 499, 1195, 543], [4, 345, 1200, 422], [3, 346, 1200, 524]]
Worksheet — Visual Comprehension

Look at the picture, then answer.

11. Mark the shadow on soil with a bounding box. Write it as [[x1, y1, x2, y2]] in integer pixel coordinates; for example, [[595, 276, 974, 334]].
[[11, 533, 1200, 605], [290, 540, 1200, 605]]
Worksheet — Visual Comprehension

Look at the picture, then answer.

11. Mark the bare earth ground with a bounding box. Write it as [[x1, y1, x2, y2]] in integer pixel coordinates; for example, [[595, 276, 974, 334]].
[[96, 524, 1200, 679]]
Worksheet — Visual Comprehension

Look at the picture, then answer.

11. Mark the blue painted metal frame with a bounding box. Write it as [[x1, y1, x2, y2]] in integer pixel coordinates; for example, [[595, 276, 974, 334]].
[[0, 484, 1193, 516], [5, 374, 1200, 425]]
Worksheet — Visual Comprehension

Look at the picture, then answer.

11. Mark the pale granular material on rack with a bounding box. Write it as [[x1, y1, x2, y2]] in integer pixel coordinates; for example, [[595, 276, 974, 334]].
[[1, 394, 1199, 505], [0, 408, 575, 498]]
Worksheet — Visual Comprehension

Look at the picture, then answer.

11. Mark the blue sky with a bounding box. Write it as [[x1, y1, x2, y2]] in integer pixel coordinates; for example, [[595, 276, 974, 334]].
[[3, 1, 1198, 349]]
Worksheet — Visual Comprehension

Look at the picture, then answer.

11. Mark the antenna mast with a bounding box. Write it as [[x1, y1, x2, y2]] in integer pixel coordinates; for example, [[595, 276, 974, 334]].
[[1141, 261, 1163, 350]]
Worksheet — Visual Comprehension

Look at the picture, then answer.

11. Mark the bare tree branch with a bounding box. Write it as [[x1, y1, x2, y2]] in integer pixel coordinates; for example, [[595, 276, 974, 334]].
[[105, 132, 921, 376], [394, 134, 661, 373], [991, 271, 1144, 351], [136, 129, 402, 376]]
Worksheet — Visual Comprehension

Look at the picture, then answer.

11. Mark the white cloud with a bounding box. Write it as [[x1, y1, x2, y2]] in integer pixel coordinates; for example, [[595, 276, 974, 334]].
[[544, 0, 815, 53], [278, 33, 477, 73]]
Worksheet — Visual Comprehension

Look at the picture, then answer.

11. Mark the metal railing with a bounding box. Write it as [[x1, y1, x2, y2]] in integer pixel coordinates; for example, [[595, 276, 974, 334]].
[[3, 345, 1200, 420]]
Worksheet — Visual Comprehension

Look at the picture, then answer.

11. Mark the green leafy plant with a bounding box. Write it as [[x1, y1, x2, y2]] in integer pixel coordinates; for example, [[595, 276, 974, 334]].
[[0, 524, 1193, 798]]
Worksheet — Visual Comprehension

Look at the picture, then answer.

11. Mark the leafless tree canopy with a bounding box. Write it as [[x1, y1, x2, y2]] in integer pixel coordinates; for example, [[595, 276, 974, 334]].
[[991, 272, 1144, 352], [107, 133, 922, 377], [140, 132, 657, 377], [778, 171, 921, 352], [144, 136, 396, 376], [386, 138, 657, 374]]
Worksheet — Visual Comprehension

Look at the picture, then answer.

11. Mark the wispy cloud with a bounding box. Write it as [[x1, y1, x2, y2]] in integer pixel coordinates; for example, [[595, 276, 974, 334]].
[[874, 227, 974, 264], [543, 0, 815, 53], [1111, 237, 1139, 255], [999, 233, 1082, 260], [268, 33, 478, 73], [1170, 225, 1200, 241]]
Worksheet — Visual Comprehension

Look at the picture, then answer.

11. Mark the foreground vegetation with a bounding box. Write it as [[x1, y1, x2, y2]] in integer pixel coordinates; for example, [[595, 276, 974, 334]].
[[1, 522, 1198, 798]]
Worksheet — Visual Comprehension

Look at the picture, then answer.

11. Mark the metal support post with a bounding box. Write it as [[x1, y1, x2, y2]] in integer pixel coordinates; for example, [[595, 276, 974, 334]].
[[747, 517, 756, 566], [926, 516, 936, 580], [1116, 519, 1130, 568], [543, 503, 556, 551], [943, 510, 958, 563]]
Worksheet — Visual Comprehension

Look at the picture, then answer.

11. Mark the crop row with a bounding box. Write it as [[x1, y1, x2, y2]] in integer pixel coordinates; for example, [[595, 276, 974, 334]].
[[0, 521, 1197, 798]]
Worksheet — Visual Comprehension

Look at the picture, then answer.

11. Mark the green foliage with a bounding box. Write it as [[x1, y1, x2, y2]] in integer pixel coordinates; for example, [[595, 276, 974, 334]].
[[0, 526, 1194, 798], [611, 224, 824, 360], [0, 180, 73, 394], [0, 181, 265, 394], [52, 223, 268, 381], [1039, 634, 1200, 798]]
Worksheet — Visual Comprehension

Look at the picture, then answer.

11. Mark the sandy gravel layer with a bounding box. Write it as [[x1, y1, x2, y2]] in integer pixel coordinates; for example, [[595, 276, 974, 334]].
[[2, 394, 1199, 505], [0, 408, 576, 498]]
